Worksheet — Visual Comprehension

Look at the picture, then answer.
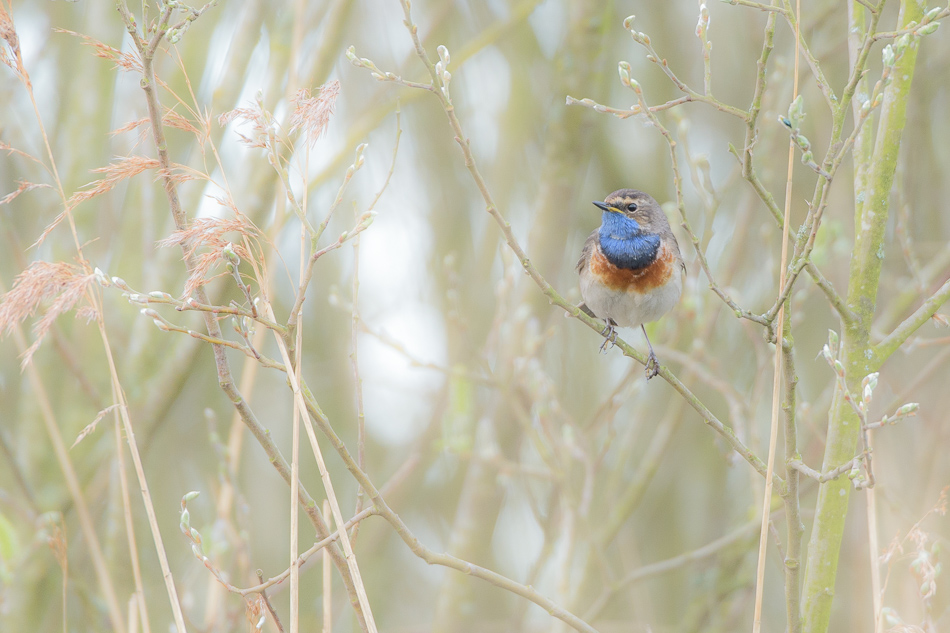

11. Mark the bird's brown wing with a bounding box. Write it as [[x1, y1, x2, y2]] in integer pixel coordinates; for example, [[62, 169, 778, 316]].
[[576, 230, 598, 274]]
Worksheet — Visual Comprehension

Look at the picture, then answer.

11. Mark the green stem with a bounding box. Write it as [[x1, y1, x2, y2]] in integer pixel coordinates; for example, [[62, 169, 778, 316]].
[[801, 2, 924, 631], [782, 318, 803, 633]]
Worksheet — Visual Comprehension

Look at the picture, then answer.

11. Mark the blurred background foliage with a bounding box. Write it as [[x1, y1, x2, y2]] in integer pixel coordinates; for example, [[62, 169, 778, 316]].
[[1, 0, 949, 631]]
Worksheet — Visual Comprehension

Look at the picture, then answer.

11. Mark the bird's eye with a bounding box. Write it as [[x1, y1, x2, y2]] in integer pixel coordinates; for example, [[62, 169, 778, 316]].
[[627, 202, 638, 212]]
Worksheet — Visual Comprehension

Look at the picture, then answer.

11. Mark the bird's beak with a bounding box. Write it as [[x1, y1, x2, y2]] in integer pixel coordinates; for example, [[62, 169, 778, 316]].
[[592, 201, 620, 213]]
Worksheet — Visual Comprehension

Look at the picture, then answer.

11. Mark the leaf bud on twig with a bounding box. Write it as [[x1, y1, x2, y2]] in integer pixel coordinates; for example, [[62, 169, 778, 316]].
[[786, 94, 805, 129], [924, 7, 943, 22], [696, 4, 710, 38], [895, 402, 919, 417]]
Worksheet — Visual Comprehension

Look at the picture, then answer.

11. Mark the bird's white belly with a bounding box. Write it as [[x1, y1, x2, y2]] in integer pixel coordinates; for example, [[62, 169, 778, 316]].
[[580, 271, 682, 328]]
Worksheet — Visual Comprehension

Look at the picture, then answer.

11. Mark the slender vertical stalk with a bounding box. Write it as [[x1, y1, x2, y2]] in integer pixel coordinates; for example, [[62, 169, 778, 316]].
[[323, 499, 333, 632], [289, 229, 303, 633], [112, 398, 152, 633], [867, 430, 882, 633], [753, 1, 799, 630], [263, 301, 379, 633], [9, 319, 127, 633], [99, 318, 188, 633]]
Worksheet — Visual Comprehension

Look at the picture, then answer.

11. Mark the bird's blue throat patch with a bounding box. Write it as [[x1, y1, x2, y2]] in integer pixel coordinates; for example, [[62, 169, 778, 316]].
[[598, 211, 660, 270]]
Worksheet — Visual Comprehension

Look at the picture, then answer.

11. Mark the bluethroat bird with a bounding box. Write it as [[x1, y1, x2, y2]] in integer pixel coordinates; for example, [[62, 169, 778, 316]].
[[577, 189, 685, 379]]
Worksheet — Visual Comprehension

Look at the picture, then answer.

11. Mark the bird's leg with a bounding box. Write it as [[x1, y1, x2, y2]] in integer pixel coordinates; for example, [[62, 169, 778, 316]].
[[599, 319, 618, 354], [641, 323, 659, 379]]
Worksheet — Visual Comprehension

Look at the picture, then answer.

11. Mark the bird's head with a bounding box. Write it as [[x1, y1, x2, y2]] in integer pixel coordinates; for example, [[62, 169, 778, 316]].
[[592, 189, 665, 233]]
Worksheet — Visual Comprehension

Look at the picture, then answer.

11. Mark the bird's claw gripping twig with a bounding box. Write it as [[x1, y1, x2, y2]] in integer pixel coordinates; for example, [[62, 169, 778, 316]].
[[599, 320, 618, 354]]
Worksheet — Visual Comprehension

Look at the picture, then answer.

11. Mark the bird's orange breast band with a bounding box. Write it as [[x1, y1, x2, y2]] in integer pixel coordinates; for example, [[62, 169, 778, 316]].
[[589, 243, 676, 293]]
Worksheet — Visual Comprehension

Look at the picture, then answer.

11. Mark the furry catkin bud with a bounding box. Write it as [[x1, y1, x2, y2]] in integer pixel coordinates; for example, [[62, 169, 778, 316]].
[[618, 62, 632, 87], [180, 509, 190, 532], [882, 44, 896, 67]]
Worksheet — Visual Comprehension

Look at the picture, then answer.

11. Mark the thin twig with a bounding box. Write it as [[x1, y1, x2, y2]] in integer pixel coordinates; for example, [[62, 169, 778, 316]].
[[623, 19, 748, 120], [585, 514, 767, 621], [789, 457, 859, 483], [285, 151, 370, 336], [352, 108, 402, 544], [622, 76, 768, 328], [257, 569, 284, 633], [229, 507, 378, 596]]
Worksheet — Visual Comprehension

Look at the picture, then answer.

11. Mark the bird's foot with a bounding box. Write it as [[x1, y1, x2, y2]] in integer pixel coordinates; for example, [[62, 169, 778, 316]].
[[599, 322, 618, 354], [644, 350, 660, 380]]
